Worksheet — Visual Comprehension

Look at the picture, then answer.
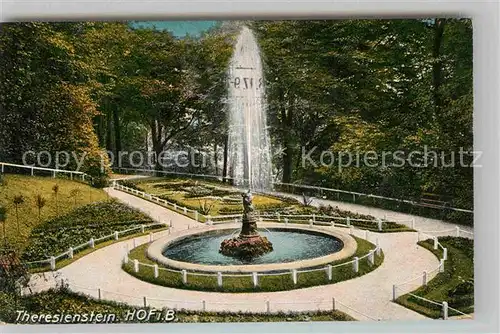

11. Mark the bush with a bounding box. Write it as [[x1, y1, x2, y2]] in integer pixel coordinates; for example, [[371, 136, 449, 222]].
[[91, 175, 109, 188]]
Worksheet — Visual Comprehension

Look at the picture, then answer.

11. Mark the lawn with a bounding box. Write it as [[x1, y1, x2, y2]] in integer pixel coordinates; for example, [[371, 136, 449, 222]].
[[0, 174, 109, 251], [395, 236, 474, 318], [122, 236, 383, 293], [0, 287, 355, 323], [129, 178, 288, 216], [120, 177, 411, 232]]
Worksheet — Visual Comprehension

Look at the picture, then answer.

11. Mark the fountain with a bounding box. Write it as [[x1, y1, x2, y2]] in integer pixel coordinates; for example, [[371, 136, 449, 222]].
[[227, 26, 273, 191], [219, 191, 273, 259]]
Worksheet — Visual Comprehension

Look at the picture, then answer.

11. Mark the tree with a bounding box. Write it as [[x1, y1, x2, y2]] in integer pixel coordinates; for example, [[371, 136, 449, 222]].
[[70, 188, 81, 207], [12, 195, 24, 235], [52, 184, 60, 215], [34, 195, 46, 224]]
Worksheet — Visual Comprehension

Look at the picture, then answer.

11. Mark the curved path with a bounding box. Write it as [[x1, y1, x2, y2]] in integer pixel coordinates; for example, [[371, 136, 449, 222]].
[[27, 188, 444, 321], [268, 190, 474, 235]]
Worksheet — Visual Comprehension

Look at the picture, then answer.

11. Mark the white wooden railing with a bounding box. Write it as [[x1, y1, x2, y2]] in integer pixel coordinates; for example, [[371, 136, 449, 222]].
[[23, 222, 168, 270], [110, 166, 473, 214]]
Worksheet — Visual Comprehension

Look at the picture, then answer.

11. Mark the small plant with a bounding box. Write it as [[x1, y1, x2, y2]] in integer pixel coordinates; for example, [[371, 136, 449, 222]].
[[52, 184, 60, 214], [12, 195, 25, 234], [198, 198, 216, 215], [301, 193, 314, 207], [0, 205, 7, 248], [69, 189, 81, 206], [34, 194, 47, 224]]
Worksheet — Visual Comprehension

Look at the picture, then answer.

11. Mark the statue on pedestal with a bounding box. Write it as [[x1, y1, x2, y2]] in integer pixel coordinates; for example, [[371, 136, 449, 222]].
[[219, 190, 273, 259]]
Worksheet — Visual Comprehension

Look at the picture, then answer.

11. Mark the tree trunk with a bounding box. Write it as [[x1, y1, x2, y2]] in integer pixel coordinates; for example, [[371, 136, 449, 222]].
[[222, 134, 229, 183], [433, 18, 446, 119], [106, 110, 113, 152], [213, 143, 218, 176], [113, 107, 122, 157], [281, 95, 294, 184]]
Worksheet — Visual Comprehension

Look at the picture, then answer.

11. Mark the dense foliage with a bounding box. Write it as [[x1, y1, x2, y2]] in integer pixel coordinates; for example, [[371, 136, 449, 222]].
[[0, 19, 473, 223], [22, 201, 153, 261]]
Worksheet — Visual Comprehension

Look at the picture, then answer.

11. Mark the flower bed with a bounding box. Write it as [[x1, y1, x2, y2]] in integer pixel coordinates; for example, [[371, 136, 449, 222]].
[[22, 201, 154, 262]]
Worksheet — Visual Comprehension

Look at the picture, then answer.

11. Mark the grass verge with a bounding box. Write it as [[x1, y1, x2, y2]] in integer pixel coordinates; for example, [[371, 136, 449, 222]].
[[0, 287, 355, 323], [122, 236, 383, 293], [395, 236, 473, 318]]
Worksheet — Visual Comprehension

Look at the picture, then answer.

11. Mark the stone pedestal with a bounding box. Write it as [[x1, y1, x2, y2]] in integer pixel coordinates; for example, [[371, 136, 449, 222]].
[[219, 192, 273, 259]]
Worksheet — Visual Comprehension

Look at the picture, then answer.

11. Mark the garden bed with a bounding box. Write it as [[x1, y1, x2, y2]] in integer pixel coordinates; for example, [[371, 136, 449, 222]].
[[0, 287, 354, 323], [395, 236, 474, 318], [22, 201, 155, 263]]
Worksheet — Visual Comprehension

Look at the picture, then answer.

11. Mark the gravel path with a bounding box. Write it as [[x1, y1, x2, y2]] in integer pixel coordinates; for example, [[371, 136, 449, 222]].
[[26, 188, 446, 321]]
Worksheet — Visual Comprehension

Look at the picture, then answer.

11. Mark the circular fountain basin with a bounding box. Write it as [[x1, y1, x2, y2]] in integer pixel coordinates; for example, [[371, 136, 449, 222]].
[[147, 223, 357, 273]]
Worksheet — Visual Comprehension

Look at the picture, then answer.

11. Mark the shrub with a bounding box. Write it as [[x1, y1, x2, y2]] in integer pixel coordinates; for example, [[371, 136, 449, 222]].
[[91, 175, 109, 189]]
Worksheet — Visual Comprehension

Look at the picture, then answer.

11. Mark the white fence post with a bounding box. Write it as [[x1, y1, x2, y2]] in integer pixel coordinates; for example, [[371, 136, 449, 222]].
[[327, 264, 333, 281], [332, 297, 336, 311], [368, 250, 375, 266], [312, 214, 316, 223], [433, 237, 438, 250], [89, 238, 95, 248], [114, 231, 119, 240], [365, 230, 369, 241], [123, 253, 129, 264], [195, 211, 199, 221], [331, 220, 335, 228], [206, 215, 212, 225], [353, 257, 359, 273], [266, 300, 270, 314], [411, 218, 415, 230], [141, 225, 145, 233], [417, 231, 421, 242], [154, 264, 159, 278], [68, 247, 74, 259], [309, 219, 313, 227], [182, 270, 188, 284], [455, 226, 460, 237], [217, 272, 223, 287], [252, 272, 259, 288], [284, 218, 288, 226], [443, 247, 448, 261], [346, 217, 351, 227], [133, 238, 137, 249], [133, 259, 139, 273], [423, 271, 427, 286], [277, 213, 281, 221], [173, 204, 177, 210], [183, 207, 187, 214], [50, 256, 56, 270], [439, 259, 445, 273], [442, 301, 448, 320], [392, 284, 397, 301], [149, 232, 153, 242], [377, 218, 382, 231], [292, 269, 298, 285]]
